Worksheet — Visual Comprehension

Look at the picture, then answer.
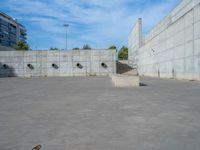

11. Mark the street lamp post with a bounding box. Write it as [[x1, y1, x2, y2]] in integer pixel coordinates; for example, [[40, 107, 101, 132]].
[[63, 24, 69, 50]]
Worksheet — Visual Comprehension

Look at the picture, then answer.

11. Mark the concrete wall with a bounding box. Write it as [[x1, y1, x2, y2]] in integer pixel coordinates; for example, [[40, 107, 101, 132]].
[[129, 0, 200, 81], [0, 45, 15, 51], [128, 18, 142, 68], [0, 49, 116, 77]]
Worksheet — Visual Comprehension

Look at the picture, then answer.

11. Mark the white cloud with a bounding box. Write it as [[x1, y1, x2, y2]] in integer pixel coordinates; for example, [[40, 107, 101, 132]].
[[2, 0, 181, 49]]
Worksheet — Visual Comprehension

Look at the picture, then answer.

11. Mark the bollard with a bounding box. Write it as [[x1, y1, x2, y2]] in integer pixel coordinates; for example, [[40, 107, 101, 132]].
[[101, 62, 107, 68]]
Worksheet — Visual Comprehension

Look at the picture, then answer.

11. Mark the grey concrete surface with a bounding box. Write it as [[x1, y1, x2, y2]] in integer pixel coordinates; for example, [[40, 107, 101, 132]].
[[0, 77, 200, 150]]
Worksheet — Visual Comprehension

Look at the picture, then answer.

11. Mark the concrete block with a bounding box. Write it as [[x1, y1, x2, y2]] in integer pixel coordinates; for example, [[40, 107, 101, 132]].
[[110, 75, 140, 87]]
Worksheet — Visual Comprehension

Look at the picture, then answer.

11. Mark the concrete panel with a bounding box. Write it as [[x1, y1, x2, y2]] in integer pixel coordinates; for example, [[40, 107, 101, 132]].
[[185, 25, 194, 42], [194, 21, 200, 39], [194, 4, 200, 22], [185, 41, 194, 57], [194, 39, 200, 55], [173, 31, 185, 46], [184, 10, 193, 28], [128, 18, 142, 67], [174, 45, 185, 59], [185, 57, 194, 73]]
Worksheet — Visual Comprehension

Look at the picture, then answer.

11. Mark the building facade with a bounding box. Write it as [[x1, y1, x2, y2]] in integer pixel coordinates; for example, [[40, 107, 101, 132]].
[[0, 12, 27, 48], [128, 0, 200, 81]]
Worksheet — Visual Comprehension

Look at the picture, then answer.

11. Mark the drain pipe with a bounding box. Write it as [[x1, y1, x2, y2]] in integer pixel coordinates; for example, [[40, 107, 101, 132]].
[[27, 64, 34, 70], [101, 62, 107, 68], [76, 63, 83, 69]]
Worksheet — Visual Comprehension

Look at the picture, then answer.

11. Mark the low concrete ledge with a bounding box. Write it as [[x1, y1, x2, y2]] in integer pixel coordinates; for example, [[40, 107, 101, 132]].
[[110, 74, 140, 87]]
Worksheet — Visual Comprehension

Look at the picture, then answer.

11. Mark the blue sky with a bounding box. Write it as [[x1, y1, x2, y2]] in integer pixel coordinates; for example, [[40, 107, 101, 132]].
[[0, 0, 181, 50]]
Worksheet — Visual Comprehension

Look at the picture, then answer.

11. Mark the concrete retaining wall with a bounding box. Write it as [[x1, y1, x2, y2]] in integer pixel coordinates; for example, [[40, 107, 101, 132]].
[[0, 50, 116, 77], [128, 18, 142, 68], [128, 0, 200, 81], [0, 45, 15, 51]]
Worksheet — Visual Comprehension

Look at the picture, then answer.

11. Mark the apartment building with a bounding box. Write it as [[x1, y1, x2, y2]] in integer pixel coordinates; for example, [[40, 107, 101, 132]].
[[0, 12, 27, 48]]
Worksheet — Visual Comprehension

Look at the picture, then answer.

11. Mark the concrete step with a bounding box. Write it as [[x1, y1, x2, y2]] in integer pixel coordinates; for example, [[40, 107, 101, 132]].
[[110, 74, 140, 87]]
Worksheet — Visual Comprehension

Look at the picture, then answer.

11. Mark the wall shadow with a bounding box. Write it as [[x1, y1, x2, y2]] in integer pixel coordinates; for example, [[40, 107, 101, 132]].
[[0, 62, 17, 78]]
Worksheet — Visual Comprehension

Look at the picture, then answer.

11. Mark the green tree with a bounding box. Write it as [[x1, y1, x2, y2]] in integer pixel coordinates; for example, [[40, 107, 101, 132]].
[[118, 46, 128, 60], [49, 47, 59, 50], [73, 47, 79, 50], [14, 41, 29, 51], [109, 45, 117, 49], [82, 44, 91, 50]]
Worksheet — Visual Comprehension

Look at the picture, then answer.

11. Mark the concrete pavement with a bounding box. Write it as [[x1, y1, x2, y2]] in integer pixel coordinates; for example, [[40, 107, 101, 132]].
[[0, 77, 200, 150]]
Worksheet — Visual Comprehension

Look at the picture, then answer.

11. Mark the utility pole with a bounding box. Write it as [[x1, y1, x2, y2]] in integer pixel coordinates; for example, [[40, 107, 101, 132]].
[[63, 24, 69, 50]]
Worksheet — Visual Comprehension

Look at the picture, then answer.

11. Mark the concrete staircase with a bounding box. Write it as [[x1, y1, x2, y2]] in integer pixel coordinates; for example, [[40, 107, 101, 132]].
[[110, 60, 140, 87], [116, 61, 138, 76]]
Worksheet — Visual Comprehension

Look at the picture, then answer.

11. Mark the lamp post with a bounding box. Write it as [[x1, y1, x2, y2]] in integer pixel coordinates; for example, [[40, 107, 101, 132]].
[[63, 24, 69, 50]]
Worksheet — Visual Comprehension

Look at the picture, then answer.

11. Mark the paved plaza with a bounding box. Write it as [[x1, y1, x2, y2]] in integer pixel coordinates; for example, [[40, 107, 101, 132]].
[[0, 76, 200, 150]]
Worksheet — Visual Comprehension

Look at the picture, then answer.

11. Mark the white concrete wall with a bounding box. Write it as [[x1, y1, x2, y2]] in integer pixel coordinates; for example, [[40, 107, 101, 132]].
[[129, 0, 200, 81], [128, 18, 142, 68], [0, 50, 116, 77]]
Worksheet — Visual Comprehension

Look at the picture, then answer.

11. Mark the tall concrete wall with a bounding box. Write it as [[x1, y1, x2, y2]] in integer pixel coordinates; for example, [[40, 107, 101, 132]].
[[128, 18, 142, 68], [0, 50, 116, 77], [129, 0, 200, 81]]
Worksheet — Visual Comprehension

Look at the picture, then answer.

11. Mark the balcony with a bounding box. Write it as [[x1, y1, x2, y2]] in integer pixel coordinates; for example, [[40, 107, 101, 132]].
[[20, 32, 27, 36]]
